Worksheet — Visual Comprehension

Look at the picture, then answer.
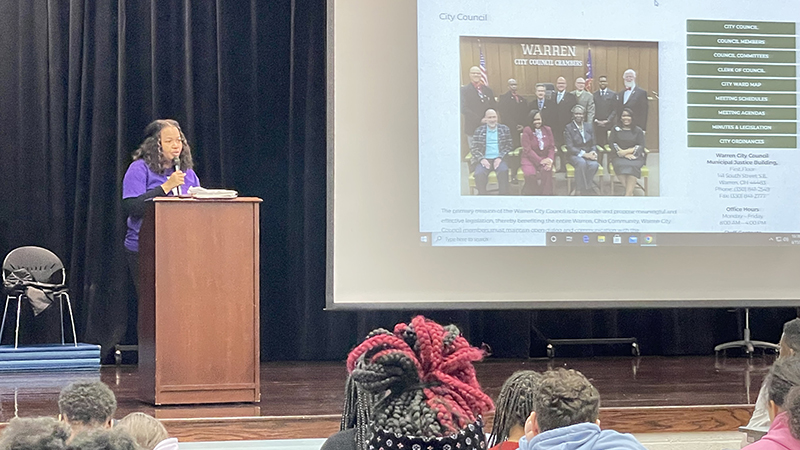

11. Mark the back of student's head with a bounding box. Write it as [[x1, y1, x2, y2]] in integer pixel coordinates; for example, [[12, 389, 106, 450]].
[[58, 381, 117, 427], [114, 413, 168, 450], [489, 370, 541, 445], [347, 315, 494, 448], [785, 386, 800, 440], [533, 368, 600, 433], [0, 417, 70, 450], [66, 429, 137, 450], [768, 355, 800, 408], [783, 319, 800, 355]]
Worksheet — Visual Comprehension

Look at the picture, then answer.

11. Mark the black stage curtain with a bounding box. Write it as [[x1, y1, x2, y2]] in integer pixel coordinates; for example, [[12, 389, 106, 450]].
[[0, 1, 795, 361]]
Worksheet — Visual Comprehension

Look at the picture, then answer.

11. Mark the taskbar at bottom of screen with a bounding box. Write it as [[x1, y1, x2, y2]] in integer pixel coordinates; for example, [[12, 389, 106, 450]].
[[546, 232, 800, 247]]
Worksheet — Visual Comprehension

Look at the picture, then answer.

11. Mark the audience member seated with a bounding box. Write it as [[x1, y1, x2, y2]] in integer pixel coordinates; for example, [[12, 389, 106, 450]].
[[115, 412, 178, 450], [749, 318, 800, 429], [470, 109, 513, 195], [58, 381, 117, 441], [786, 386, 800, 441], [564, 105, 598, 196], [518, 368, 646, 450], [0, 417, 69, 450], [743, 356, 800, 449], [609, 108, 646, 196], [67, 429, 137, 450], [489, 370, 541, 450], [520, 111, 555, 196], [323, 315, 495, 450]]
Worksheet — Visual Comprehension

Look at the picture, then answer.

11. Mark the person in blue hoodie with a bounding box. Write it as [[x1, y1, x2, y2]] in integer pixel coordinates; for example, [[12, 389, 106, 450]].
[[517, 368, 647, 450]]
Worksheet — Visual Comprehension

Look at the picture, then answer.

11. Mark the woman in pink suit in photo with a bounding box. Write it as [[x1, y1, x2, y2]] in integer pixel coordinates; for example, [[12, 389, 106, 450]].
[[520, 110, 555, 195]]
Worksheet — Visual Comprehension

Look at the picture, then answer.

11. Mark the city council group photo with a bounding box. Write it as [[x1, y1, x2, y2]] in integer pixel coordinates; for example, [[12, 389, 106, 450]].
[[460, 36, 661, 197]]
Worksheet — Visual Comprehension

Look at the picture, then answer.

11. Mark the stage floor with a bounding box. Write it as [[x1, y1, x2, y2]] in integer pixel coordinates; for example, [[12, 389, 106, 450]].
[[0, 355, 773, 442]]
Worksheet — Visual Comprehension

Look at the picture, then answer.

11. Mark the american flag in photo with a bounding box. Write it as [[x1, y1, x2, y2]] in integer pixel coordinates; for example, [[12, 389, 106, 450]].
[[479, 45, 488, 86], [585, 47, 593, 91]]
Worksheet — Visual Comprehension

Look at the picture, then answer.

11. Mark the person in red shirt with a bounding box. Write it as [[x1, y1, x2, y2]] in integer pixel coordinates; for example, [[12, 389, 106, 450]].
[[488, 371, 541, 450]]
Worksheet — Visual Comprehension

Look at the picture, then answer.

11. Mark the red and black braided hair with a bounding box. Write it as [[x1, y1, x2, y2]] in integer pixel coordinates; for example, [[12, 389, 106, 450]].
[[346, 316, 494, 438]]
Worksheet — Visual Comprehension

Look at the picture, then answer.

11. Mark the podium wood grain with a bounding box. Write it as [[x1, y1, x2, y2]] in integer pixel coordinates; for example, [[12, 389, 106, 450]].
[[139, 197, 261, 405]]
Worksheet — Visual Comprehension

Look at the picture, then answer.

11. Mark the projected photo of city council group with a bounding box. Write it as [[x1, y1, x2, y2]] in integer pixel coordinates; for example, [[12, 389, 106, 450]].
[[460, 36, 660, 197]]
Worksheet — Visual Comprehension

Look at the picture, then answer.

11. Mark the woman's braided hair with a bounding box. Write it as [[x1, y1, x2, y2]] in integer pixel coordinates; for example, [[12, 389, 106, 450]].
[[340, 371, 377, 450], [346, 316, 494, 439], [488, 370, 541, 446]]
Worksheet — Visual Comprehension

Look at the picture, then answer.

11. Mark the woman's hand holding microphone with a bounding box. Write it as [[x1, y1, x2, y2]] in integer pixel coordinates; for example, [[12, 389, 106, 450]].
[[161, 170, 186, 194]]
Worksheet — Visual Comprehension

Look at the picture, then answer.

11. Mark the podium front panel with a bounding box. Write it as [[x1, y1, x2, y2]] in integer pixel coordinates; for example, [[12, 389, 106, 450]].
[[139, 198, 261, 405]]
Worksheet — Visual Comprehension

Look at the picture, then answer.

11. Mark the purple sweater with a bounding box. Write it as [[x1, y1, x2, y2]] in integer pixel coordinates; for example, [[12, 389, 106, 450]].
[[122, 159, 200, 252]]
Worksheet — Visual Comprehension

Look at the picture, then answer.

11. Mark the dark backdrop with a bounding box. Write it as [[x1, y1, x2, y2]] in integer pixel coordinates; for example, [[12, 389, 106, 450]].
[[0, 1, 795, 362]]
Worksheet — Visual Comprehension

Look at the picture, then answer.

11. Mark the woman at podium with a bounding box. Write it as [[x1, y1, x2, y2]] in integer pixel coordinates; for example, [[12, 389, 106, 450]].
[[121, 119, 200, 342]]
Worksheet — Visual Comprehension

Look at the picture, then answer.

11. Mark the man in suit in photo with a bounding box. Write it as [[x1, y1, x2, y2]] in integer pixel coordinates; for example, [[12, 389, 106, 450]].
[[532, 83, 555, 128], [461, 66, 496, 150], [564, 105, 598, 196], [470, 109, 513, 195], [552, 76, 577, 149], [616, 69, 648, 131], [593, 75, 616, 146], [571, 77, 595, 126], [498, 78, 529, 147], [498, 78, 530, 182]]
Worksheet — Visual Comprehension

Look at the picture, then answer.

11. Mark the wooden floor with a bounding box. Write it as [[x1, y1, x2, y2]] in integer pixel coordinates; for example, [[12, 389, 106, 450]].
[[0, 355, 774, 442]]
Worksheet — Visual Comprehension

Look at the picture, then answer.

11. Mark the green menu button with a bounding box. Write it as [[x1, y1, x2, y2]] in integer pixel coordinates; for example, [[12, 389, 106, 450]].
[[688, 121, 797, 134], [687, 19, 796, 35], [688, 48, 796, 64], [688, 92, 797, 106], [689, 106, 797, 120], [687, 34, 797, 49], [688, 135, 797, 148], [687, 78, 797, 92]]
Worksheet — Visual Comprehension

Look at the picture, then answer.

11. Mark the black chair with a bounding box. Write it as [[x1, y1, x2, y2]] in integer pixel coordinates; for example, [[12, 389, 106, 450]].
[[1, 246, 77, 348]]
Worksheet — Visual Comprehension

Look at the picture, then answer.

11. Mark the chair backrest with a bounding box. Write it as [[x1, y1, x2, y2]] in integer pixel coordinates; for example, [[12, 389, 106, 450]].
[[2, 246, 65, 285]]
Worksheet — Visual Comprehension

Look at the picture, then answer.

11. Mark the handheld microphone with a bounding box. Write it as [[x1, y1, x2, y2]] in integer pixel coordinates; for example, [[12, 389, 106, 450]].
[[172, 157, 182, 196]]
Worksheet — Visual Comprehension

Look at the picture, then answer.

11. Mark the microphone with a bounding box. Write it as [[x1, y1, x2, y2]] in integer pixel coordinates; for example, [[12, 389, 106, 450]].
[[172, 157, 182, 196]]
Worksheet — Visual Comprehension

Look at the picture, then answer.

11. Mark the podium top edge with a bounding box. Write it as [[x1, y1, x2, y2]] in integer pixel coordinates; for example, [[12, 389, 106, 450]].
[[153, 197, 263, 203]]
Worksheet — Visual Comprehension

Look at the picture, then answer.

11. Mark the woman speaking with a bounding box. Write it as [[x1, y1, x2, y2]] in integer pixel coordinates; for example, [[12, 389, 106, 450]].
[[121, 119, 200, 343]]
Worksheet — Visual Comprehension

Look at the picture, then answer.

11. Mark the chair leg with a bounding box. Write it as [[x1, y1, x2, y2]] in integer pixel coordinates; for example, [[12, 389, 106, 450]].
[[64, 293, 78, 346], [59, 295, 65, 345], [0, 296, 10, 343], [15, 297, 22, 349]]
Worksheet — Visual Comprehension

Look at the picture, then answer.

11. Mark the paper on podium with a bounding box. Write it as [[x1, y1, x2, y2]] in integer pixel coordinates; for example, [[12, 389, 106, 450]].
[[187, 186, 238, 199]]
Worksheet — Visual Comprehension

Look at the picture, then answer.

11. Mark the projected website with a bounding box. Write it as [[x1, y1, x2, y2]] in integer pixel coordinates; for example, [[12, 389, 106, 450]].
[[417, 0, 799, 247]]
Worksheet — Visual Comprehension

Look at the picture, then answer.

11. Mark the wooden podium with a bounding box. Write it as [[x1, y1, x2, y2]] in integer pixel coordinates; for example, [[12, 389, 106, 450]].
[[138, 197, 261, 405]]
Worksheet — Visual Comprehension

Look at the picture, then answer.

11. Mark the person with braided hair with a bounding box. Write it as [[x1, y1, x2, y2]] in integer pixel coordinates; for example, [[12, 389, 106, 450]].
[[488, 371, 541, 450], [320, 373, 378, 450], [323, 316, 494, 450], [743, 356, 800, 449], [518, 368, 646, 450]]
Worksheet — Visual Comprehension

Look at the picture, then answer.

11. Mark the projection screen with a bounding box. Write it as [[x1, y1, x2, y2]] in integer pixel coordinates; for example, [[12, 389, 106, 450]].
[[328, 0, 800, 309]]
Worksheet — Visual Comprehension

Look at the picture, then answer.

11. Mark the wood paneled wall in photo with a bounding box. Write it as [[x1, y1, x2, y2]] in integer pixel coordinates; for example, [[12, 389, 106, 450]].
[[460, 37, 660, 150]]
